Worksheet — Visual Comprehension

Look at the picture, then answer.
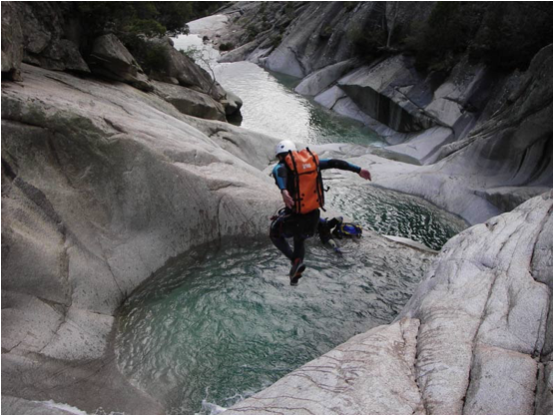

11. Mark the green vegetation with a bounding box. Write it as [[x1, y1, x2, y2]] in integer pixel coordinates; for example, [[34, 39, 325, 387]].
[[343, 2, 359, 12], [121, 35, 170, 74], [142, 43, 169, 72], [246, 25, 260, 41], [271, 34, 283, 49], [468, 3, 553, 70], [77, 2, 225, 37], [320, 25, 333, 39], [219, 42, 235, 52], [179, 46, 200, 62], [404, 2, 484, 71], [74, 1, 223, 74], [350, 2, 553, 73], [349, 26, 387, 60], [405, 2, 553, 72]]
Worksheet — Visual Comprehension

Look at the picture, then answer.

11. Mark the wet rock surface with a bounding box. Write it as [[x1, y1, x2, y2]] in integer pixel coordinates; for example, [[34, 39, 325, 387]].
[[1, 64, 279, 414], [216, 2, 552, 216], [153, 80, 226, 121], [88, 33, 152, 92], [1, 2, 24, 80], [225, 195, 552, 415]]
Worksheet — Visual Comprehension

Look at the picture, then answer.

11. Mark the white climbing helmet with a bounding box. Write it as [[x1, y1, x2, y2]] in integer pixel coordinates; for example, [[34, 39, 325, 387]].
[[275, 140, 297, 157]]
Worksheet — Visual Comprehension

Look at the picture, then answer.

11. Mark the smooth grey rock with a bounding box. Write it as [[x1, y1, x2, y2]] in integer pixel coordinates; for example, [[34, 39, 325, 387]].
[[40, 308, 114, 361], [1, 64, 279, 414], [398, 195, 553, 415], [153, 80, 226, 121], [89, 34, 152, 92], [463, 345, 538, 415], [346, 46, 553, 224], [2, 353, 164, 415], [226, 318, 425, 415], [1, 2, 24, 80], [477, 186, 553, 213], [15, 2, 89, 73], [531, 208, 553, 361], [220, 90, 243, 115], [1, 291, 65, 354], [2, 396, 86, 415], [338, 57, 434, 133], [295, 59, 356, 96], [221, 2, 433, 80], [217, 39, 261, 63], [182, 115, 279, 171], [314, 85, 347, 109], [146, 37, 225, 100], [385, 126, 453, 164], [536, 363, 553, 415], [425, 59, 488, 127]]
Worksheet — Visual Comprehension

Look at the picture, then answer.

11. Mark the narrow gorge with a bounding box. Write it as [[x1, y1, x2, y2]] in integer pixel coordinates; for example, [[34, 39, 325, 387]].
[[2, 2, 552, 415]]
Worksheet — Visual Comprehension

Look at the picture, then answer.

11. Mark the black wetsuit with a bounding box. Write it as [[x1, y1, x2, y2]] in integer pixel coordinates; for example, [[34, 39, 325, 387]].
[[270, 158, 361, 263]]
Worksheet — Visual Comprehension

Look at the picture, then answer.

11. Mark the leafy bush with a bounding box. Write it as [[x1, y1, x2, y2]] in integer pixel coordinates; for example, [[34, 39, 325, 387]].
[[246, 25, 260, 41], [343, 2, 359, 12], [179, 46, 200, 62], [349, 26, 387, 60], [271, 34, 283, 48], [469, 3, 553, 70], [76, 1, 224, 38], [320, 25, 333, 39], [404, 2, 553, 72], [142, 43, 169, 72], [219, 42, 234, 52], [407, 2, 485, 71]]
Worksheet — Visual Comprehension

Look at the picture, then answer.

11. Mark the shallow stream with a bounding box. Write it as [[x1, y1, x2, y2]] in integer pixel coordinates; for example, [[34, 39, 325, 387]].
[[116, 28, 467, 414]]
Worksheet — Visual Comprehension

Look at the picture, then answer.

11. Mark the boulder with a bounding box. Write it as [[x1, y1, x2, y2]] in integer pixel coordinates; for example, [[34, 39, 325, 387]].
[[399, 195, 552, 414], [1, 64, 279, 414], [340, 45, 553, 223], [295, 59, 356, 96], [153, 80, 226, 121], [226, 195, 553, 414], [1, 2, 24, 80], [146, 37, 226, 100], [337, 56, 435, 133], [89, 33, 152, 92], [220, 90, 243, 115], [15, 2, 89, 73], [2, 396, 88, 415], [226, 318, 425, 415]]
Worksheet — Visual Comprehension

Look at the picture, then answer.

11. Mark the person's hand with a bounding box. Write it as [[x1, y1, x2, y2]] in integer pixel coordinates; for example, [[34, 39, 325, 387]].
[[359, 169, 372, 181], [282, 189, 294, 209]]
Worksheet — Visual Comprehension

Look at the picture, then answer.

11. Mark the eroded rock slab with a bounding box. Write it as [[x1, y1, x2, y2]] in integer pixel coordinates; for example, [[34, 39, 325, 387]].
[[226, 195, 552, 415], [1, 63, 280, 414], [226, 318, 425, 415]]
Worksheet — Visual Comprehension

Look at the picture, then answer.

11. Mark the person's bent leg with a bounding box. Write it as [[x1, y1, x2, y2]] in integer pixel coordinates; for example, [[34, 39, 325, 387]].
[[292, 235, 306, 262], [270, 215, 294, 261], [271, 235, 294, 261]]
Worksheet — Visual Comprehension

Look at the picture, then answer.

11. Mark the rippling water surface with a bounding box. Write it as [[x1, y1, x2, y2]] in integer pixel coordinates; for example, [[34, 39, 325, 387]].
[[327, 185, 466, 251], [172, 34, 383, 146], [116, 31, 467, 415], [117, 240, 432, 414]]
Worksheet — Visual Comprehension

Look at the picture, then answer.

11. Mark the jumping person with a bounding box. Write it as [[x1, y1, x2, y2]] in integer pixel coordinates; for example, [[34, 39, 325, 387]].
[[269, 140, 371, 285]]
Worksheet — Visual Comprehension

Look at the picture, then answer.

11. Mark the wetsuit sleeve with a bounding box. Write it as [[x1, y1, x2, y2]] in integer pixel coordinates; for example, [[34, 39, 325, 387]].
[[319, 159, 362, 173], [272, 162, 288, 191]]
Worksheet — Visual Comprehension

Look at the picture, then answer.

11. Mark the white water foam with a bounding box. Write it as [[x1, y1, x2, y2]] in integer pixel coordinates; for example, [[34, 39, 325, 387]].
[[36, 400, 126, 415], [34, 400, 89, 415], [199, 400, 227, 414]]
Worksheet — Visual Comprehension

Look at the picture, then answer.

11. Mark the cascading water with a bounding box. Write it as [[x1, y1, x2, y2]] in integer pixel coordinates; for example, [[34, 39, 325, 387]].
[[116, 24, 468, 415]]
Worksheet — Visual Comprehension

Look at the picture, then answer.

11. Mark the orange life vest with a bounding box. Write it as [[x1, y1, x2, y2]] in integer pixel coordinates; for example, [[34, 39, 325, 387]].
[[284, 148, 325, 214]]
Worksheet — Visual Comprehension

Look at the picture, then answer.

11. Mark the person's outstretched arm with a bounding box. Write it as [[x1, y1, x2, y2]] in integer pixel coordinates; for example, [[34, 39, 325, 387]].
[[319, 159, 372, 181], [272, 162, 294, 208]]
